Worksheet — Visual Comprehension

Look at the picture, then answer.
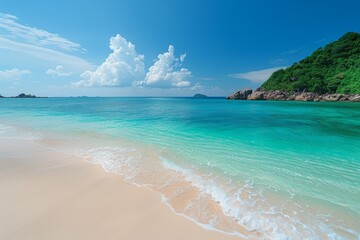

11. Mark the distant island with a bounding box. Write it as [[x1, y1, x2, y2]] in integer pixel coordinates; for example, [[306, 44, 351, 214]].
[[0, 93, 47, 98], [228, 32, 360, 102], [193, 94, 208, 98]]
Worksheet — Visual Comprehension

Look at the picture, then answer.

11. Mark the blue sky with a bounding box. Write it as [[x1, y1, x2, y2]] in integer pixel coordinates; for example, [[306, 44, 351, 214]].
[[0, 0, 359, 97]]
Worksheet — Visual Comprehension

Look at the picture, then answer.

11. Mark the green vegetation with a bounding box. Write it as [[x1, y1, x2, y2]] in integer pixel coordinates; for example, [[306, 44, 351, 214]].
[[16, 93, 36, 98], [0, 93, 41, 98], [262, 32, 360, 94]]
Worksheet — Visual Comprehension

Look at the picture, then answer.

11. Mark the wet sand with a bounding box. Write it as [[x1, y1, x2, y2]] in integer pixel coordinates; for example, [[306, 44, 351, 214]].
[[0, 139, 241, 240]]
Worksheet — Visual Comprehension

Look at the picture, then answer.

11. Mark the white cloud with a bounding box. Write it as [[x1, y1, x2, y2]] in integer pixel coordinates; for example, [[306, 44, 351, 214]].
[[0, 36, 94, 72], [0, 68, 31, 80], [190, 83, 204, 91], [180, 53, 186, 62], [0, 13, 83, 52], [46, 65, 72, 77], [142, 45, 192, 88], [73, 34, 145, 87], [230, 67, 286, 83], [72, 35, 193, 89]]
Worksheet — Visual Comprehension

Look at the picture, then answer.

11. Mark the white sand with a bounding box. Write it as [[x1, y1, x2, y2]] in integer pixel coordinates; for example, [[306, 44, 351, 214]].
[[0, 139, 241, 240]]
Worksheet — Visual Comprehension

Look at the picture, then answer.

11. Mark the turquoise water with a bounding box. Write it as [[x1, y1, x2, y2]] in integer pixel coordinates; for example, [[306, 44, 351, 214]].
[[0, 98, 359, 239]]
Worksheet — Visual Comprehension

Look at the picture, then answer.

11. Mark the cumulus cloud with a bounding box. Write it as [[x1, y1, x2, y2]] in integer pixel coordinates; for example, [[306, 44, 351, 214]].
[[229, 67, 286, 83], [73, 34, 145, 87], [142, 45, 192, 88], [46, 65, 72, 77], [0, 68, 31, 80], [0, 13, 84, 52], [73, 35, 193, 89]]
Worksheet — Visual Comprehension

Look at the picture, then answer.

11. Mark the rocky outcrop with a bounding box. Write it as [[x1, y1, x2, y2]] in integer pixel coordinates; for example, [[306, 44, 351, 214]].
[[351, 95, 360, 102], [316, 94, 360, 102], [248, 91, 264, 100], [227, 88, 360, 102], [227, 88, 253, 100], [294, 92, 319, 101], [263, 90, 291, 101]]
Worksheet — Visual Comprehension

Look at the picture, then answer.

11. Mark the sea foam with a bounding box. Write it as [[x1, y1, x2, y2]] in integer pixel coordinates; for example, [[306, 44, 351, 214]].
[[71, 143, 357, 239], [0, 123, 42, 141]]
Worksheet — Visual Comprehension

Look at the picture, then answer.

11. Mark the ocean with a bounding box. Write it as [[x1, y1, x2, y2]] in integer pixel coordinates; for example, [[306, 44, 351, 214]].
[[0, 97, 359, 239]]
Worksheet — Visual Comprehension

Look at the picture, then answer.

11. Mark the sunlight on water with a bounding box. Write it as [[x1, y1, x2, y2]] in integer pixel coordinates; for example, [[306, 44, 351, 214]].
[[0, 98, 359, 239]]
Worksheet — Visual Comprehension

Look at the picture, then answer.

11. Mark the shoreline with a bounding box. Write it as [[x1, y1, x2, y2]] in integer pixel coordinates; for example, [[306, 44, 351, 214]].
[[1, 99, 359, 239], [227, 88, 360, 102], [0, 138, 240, 240]]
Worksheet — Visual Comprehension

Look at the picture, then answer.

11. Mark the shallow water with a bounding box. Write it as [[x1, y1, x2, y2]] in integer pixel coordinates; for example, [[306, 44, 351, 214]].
[[0, 97, 359, 239]]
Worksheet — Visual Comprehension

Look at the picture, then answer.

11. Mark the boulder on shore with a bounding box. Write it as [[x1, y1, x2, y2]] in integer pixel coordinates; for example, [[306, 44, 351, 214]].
[[351, 95, 360, 102], [320, 94, 342, 102], [227, 88, 253, 100], [263, 90, 290, 100], [294, 92, 319, 101], [248, 91, 264, 100], [227, 89, 360, 102]]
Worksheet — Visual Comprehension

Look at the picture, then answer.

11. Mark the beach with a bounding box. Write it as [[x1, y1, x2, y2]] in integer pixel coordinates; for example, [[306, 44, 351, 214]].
[[1, 1, 360, 238], [0, 98, 359, 239], [0, 138, 239, 240]]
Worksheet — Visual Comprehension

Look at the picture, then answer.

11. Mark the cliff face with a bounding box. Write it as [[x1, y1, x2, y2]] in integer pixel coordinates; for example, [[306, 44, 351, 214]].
[[262, 32, 360, 94]]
